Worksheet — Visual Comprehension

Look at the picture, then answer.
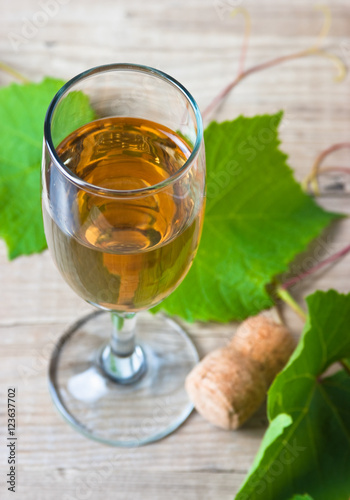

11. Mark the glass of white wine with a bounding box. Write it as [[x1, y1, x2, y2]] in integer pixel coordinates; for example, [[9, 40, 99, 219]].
[[42, 64, 206, 446]]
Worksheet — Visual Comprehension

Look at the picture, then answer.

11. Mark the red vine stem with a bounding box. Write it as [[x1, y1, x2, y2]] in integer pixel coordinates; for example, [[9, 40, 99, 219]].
[[202, 5, 346, 121], [303, 143, 350, 195], [318, 166, 350, 176], [202, 47, 345, 120], [285, 144, 350, 291], [280, 243, 350, 290], [202, 50, 307, 120]]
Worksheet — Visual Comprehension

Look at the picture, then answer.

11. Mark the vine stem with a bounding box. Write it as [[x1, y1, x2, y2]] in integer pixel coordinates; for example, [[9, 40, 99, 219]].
[[317, 166, 350, 176], [202, 6, 345, 121], [202, 47, 345, 120], [0, 61, 30, 84], [276, 287, 306, 321], [280, 243, 350, 290], [303, 142, 350, 195]]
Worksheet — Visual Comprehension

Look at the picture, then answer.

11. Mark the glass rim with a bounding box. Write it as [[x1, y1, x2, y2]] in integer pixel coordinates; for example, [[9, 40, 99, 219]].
[[44, 63, 203, 197]]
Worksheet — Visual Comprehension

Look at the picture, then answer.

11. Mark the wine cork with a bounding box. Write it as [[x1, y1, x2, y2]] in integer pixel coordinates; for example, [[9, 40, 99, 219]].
[[185, 311, 295, 430]]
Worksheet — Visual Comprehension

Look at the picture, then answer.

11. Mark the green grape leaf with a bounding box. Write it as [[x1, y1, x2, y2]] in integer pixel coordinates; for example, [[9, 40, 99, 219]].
[[0, 77, 95, 259], [236, 290, 350, 500], [154, 113, 340, 322], [289, 496, 314, 500]]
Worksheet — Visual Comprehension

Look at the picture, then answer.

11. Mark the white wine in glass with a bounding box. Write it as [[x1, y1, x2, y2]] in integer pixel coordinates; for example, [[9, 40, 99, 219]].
[[42, 64, 205, 446]]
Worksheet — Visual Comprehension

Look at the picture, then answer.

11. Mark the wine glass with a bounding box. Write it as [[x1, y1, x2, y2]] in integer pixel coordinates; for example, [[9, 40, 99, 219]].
[[42, 64, 205, 446]]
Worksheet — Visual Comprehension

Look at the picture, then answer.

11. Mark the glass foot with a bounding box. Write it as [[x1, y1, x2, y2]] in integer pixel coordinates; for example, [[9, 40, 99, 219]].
[[48, 311, 199, 446]]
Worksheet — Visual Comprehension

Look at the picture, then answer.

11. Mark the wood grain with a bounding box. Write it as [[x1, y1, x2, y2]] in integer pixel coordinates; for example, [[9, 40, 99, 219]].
[[0, 0, 349, 498]]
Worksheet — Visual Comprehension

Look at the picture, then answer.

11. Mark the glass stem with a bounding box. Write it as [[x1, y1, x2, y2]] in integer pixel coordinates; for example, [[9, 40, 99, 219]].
[[111, 312, 137, 356], [100, 312, 146, 384]]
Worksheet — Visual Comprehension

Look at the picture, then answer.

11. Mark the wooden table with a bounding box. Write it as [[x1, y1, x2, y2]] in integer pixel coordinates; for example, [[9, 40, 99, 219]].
[[1, 1, 349, 498]]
